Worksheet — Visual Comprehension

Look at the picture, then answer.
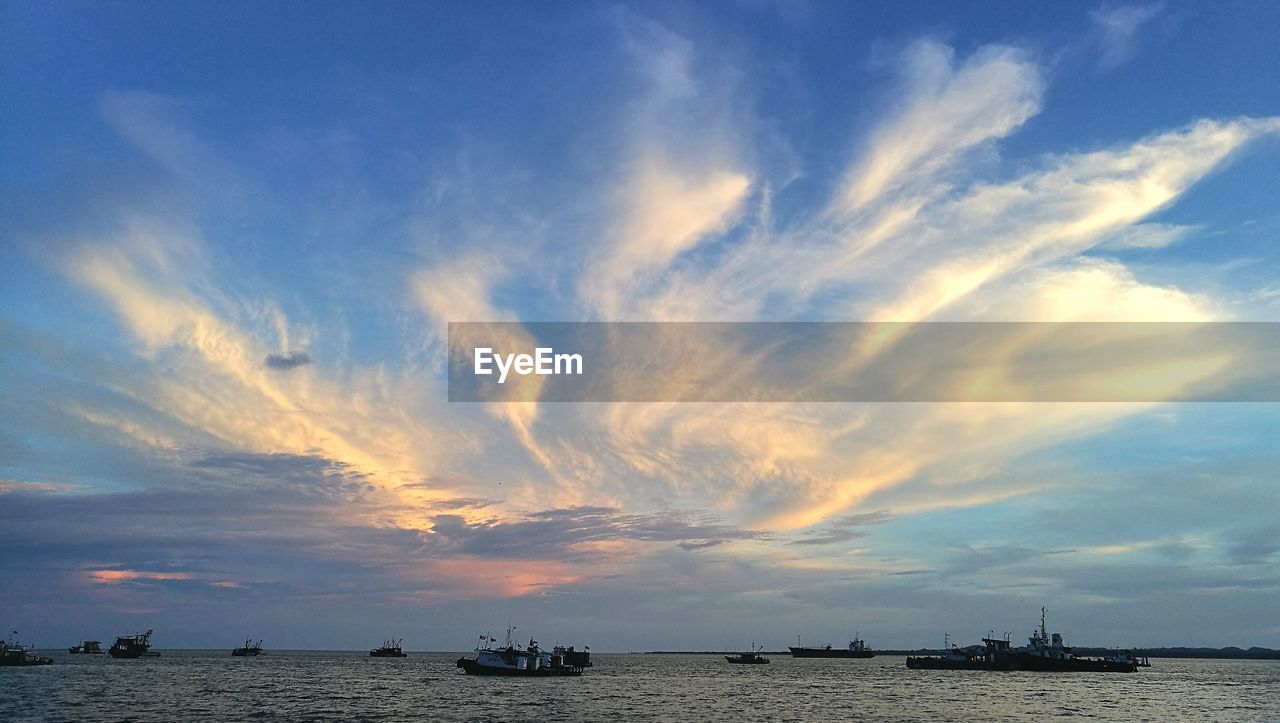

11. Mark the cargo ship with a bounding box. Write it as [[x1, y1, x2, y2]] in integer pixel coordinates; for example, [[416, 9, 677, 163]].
[[790, 635, 874, 658]]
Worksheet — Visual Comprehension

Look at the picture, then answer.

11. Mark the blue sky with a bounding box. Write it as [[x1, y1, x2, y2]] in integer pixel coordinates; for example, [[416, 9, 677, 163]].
[[2, 0, 1279, 651]]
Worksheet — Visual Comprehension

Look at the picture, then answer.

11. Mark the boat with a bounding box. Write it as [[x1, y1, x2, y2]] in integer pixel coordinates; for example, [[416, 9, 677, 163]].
[[725, 643, 770, 664], [553, 644, 592, 668], [1107, 649, 1151, 667], [790, 634, 875, 658], [108, 629, 156, 659], [369, 638, 407, 657], [68, 640, 104, 654], [906, 609, 1139, 673], [1012, 609, 1138, 672], [907, 633, 1013, 670], [456, 626, 586, 676], [232, 638, 263, 656], [1, 637, 53, 667]]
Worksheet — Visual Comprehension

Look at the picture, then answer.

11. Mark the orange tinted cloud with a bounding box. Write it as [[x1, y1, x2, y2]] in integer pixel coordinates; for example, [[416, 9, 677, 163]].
[[86, 569, 193, 584]]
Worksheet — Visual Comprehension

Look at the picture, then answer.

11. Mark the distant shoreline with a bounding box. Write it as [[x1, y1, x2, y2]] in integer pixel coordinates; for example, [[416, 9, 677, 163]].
[[640, 647, 1280, 660]]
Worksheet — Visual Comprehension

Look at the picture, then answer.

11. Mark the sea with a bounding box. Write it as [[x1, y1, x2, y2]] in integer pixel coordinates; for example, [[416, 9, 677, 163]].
[[2, 651, 1278, 721]]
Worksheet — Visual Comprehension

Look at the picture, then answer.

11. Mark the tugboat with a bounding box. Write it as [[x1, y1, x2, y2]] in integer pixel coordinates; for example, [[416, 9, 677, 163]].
[[1, 635, 53, 666], [231, 638, 263, 656], [68, 640, 104, 654], [725, 643, 770, 664], [456, 626, 587, 676], [790, 634, 875, 658], [108, 629, 156, 659], [369, 638, 407, 657], [1011, 608, 1138, 672]]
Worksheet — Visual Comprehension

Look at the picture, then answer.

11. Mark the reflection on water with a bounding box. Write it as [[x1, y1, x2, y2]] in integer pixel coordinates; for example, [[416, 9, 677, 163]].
[[2, 652, 1278, 721]]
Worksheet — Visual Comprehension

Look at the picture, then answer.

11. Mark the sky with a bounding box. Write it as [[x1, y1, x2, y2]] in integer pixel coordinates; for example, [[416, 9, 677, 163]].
[[2, 0, 1279, 652]]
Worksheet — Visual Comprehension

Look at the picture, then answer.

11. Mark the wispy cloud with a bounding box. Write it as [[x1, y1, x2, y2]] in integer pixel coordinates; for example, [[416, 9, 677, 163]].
[[1090, 3, 1165, 70]]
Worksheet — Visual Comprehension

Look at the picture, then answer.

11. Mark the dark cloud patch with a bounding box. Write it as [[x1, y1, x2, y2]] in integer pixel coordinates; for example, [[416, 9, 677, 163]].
[[678, 539, 725, 551], [426, 506, 764, 560], [430, 497, 499, 510], [791, 528, 869, 546], [830, 510, 894, 527], [264, 351, 312, 370], [791, 509, 892, 545], [1225, 526, 1280, 565], [189, 451, 374, 501]]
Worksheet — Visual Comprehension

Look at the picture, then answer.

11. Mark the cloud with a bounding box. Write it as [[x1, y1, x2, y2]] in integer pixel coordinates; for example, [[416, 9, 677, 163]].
[[1097, 222, 1198, 250], [1090, 3, 1165, 70], [835, 40, 1043, 214], [57, 220, 473, 521], [264, 351, 313, 370], [98, 90, 239, 197], [791, 511, 893, 545], [426, 505, 765, 560], [512, 56, 1275, 542], [790, 529, 869, 546]]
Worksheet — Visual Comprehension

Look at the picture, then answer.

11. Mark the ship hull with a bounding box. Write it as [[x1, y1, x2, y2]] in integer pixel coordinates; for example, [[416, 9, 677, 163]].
[[1013, 654, 1136, 673], [906, 655, 1135, 672], [906, 656, 1013, 671], [108, 648, 152, 659], [789, 647, 874, 658], [1, 654, 53, 666], [456, 657, 582, 676], [231, 650, 261, 657]]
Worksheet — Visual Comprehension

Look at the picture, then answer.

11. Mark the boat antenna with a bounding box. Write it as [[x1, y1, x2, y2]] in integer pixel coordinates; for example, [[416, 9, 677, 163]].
[[1040, 606, 1048, 639]]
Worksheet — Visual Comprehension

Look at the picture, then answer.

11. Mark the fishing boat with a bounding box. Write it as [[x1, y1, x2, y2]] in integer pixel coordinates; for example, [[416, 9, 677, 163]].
[[1, 637, 52, 667], [725, 643, 770, 664], [790, 634, 875, 658], [68, 640, 104, 654], [456, 626, 587, 676], [369, 639, 407, 657], [231, 638, 263, 656], [108, 629, 156, 659]]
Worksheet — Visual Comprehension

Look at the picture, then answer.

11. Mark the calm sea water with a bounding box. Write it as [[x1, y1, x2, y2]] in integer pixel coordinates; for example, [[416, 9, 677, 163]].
[[2, 651, 1277, 721]]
